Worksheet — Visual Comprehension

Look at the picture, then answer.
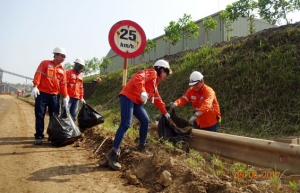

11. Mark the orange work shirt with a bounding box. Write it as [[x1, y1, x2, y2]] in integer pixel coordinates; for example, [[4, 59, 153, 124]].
[[32, 60, 68, 97], [66, 69, 84, 100], [175, 84, 221, 128], [120, 68, 167, 115]]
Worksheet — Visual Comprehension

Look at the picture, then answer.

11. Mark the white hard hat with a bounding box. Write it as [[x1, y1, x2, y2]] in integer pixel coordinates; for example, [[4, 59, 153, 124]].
[[189, 71, 204, 86], [52, 47, 66, 55], [74, 58, 85, 66], [153, 59, 172, 74]]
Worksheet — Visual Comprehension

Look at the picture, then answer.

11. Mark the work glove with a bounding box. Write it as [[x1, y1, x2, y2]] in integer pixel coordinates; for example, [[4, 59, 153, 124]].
[[30, 87, 40, 98], [169, 102, 177, 110], [63, 96, 69, 107], [164, 113, 171, 120], [140, 92, 148, 104], [189, 112, 199, 125], [81, 99, 86, 103]]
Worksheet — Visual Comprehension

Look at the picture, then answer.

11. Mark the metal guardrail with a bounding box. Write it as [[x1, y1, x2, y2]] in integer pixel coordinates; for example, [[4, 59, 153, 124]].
[[188, 130, 300, 175]]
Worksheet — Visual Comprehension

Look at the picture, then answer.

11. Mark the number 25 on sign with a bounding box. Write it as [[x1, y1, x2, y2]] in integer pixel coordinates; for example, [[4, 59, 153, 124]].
[[108, 20, 146, 86]]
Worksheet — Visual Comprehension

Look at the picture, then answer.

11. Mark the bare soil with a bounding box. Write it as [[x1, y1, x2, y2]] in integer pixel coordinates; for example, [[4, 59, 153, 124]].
[[1, 94, 297, 193], [0, 95, 147, 193]]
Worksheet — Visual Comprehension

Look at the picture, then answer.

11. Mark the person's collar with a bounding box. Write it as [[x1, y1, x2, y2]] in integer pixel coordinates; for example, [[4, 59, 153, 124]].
[[52, 60, 61, 66]]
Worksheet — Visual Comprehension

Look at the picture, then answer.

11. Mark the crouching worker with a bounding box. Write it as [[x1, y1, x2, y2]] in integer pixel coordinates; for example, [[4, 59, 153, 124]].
[[105, 59, 172, 170], [170, 71, 221, 132]]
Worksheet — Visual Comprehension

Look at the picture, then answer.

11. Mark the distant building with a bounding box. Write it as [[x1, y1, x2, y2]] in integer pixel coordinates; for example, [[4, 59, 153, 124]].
[[0, 84, 18, 93], [106, 11, 275, 72]]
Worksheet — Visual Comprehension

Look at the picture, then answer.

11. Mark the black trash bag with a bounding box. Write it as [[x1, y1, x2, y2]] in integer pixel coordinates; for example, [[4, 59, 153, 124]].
[[158, 108, 193, 143], [47, 108, 81, 147], [77, 103, 104, 130]]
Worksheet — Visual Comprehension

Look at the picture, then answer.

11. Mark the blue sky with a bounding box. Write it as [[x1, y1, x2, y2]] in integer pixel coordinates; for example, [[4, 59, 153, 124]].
[[0, 0, 299, 84]]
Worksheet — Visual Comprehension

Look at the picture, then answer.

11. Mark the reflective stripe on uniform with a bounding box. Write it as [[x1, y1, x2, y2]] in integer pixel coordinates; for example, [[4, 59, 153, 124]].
[[36, 70, 57, 79], [182, 96, 189, 101]]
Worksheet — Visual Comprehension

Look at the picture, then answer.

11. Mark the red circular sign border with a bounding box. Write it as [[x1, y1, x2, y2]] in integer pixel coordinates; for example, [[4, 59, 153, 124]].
[[108, 20, 146, 58]]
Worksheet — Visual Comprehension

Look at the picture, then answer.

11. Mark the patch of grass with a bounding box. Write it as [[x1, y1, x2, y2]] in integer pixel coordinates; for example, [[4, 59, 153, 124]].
[[229, 163, 247, 174], [186, 149, 206, 168], [269, 171, 281, 193], [229, 163, 248, 182], [162, 140, 176, 152], [211, 154, 224, 176], [127, 127, 139, 142], [289, 181, 298, 193], [147, 133, 158, 144]]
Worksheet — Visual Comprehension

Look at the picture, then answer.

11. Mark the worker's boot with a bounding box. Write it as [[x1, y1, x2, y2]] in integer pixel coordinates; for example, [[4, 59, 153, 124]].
[[34, 139, 42, 145], [136, 144, 152, 155], [105, 150, 121, 170]]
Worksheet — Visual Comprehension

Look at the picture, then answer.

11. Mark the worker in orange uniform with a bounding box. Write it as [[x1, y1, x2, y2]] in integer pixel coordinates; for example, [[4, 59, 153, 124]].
[[21, 88, 25, 97], [30, 47, 69, 145], [105, 59, 172, 170], [170, 71, 221, 132], [61, 58, 85, 121], [92, 77, 102, 83], [16, 89, 21, 98]]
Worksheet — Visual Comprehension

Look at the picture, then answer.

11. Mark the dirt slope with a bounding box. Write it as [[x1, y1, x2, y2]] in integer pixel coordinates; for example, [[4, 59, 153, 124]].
[[0, 95, 147, 193]]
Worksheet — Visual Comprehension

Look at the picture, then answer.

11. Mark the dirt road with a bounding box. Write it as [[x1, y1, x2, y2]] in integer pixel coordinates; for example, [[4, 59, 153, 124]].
[[0, 95, 147, 193]]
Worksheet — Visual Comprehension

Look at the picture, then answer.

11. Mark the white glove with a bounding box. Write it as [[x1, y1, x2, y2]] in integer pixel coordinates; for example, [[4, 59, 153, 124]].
[[140, 92, 148, 104], [164, 113, 171, 120], [81, 99, 86, 103], [189, 112, 199, 125], [30, 87, 40, 98], [63, 96, 69, 107], [169, 102, 177, 109]]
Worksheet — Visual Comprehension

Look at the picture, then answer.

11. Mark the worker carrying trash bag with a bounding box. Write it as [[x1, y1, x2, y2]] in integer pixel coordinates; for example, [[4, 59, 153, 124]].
[[169, 71, 221, 132], [30, 47, 69, 145], [61, 58, 85, 121]]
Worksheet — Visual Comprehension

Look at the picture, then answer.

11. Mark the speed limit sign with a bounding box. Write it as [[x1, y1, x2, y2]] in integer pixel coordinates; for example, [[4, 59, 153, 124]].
[[108, 20, 146, 58], [108, 20, 146, 85]]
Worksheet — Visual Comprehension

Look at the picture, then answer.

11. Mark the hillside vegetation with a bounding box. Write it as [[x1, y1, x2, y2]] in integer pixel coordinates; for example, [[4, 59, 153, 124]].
[[86, 22, 300, 139]]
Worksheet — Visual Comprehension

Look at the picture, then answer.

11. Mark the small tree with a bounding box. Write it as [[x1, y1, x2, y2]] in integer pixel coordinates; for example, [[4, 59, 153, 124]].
[[258, 0, 299, 25], [83, 57, 101, 76], [99, 56, 112, 73], [63, 62, 73, 70], [202, 16, 218, 43], [219, 10, 234, 41], [140, 39, 157, 63], [163, 21, 181, 55], [226, 0, 258, 34], [178, 13, 199, 49]]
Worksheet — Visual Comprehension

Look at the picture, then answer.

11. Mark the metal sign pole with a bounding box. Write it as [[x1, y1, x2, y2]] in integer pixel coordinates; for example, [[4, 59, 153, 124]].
[[122, 57, 128, 86]]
